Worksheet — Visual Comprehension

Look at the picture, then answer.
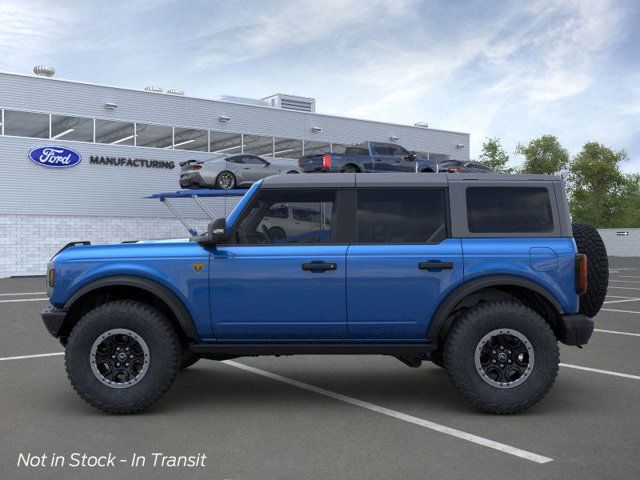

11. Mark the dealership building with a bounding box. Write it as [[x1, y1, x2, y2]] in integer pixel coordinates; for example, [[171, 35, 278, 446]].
[[0, 68, 470, 277]]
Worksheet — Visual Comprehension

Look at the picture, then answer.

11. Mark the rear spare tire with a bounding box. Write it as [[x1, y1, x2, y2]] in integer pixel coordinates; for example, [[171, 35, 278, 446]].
[[572, 223, 608, 317]]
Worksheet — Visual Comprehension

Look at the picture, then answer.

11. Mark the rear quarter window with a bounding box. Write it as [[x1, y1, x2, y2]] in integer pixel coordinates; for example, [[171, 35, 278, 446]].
[[466, 187, 554, 233]]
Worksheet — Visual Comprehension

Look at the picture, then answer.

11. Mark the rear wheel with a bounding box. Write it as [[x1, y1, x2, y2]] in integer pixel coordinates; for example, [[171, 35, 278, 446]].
[[215, 171, 236, 190], [287, 170, 299, 174], [341, 165, 359, 173], [572, 223, 608, 317], [444, 301, 559, 414], [65, 300, 181, 414]]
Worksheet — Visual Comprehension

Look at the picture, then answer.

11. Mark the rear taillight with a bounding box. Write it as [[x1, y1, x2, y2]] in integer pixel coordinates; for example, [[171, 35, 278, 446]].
[[575, 254, 588, 295], [447, 167, 462, 173], [322, 153, 331, 169], [297, 159, 302, 167]]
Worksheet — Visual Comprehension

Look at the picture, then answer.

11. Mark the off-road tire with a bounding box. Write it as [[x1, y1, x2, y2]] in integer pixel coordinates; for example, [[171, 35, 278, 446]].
[[444, 301, 559, 414], [572, 223, 608, 317], [65, 300, 181, 414]]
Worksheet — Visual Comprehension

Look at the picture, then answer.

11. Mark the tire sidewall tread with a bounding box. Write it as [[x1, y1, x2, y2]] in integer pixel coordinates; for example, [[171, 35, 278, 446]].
[[65, 300, 181, 414]]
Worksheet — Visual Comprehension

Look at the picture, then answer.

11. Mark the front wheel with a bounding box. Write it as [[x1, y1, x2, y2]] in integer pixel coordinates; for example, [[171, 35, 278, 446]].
[[65, 300, 181, 414], [443, 301, 559, 414]]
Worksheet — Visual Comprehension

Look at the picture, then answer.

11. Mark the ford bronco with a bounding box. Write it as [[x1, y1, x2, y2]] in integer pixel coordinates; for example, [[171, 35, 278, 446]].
[[41, 173, 608, 414]]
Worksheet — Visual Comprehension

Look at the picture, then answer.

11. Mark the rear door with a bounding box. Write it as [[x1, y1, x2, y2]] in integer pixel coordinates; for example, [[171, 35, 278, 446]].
[[346, 187, 463, 339], [211, 188, 349, 340]]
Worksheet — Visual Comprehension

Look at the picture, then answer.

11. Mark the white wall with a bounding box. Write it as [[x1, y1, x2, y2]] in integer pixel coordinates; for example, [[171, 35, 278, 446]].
[[0, 213, 230, 278], [597, 229, 640, 258]]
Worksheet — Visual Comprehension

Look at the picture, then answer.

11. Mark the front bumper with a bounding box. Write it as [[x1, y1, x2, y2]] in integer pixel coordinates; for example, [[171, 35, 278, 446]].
[[557, 313, 594, 346], [42, 306, 67, 338]]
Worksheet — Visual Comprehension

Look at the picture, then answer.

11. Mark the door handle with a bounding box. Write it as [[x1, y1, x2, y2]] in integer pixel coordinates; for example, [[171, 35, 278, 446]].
[[419, 261, 453, 270], [302, 262, 337, 271]]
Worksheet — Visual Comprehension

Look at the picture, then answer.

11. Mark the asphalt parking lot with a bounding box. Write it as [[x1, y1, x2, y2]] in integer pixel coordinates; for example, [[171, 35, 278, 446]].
[[1, 257, 639, 480]]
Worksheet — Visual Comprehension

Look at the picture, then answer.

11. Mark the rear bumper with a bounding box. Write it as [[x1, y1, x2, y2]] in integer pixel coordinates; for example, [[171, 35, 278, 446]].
[[42, 306, 67, 338], [557, 313, 594, 346], [179, 172, 207, 188]]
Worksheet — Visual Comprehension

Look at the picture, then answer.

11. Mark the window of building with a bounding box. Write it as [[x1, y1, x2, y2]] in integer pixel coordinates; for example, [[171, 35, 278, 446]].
[[50, 115, 93, 142], [135, 123, 173, 148], [303, 140, 331, 156], [235, 190, 335, 244], [210, 131, 242, 154], [243, 135, 274, 156], [466, 187, 554, 233], [356, 189, 446, 243], [273, 137, 303, 158], [173, 127, 208, 151], [4, 110, 49, 138], [95, 119, 135, 145]]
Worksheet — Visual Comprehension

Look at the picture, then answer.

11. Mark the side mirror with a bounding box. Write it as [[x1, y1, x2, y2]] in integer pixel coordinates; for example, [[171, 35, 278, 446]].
[[193, 217, 227, 245]]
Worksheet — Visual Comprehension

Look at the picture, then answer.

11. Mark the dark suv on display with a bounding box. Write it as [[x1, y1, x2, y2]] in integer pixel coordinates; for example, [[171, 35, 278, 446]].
[[42, 173, 608, 414]]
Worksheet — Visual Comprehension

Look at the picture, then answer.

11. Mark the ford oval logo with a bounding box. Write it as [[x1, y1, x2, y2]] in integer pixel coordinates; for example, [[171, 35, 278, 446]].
[[28, 146, 82, 168]]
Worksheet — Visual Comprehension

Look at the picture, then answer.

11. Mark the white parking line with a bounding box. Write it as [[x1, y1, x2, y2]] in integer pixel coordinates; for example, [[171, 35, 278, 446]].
[[222, 360, 553, 464], [594, 328, 640, 337], [0, 292, 47, 296], [601, 308, 640, 315], [610, 280, 640, 284], [615, 275, 640, 279], [560, 363, 640, 381], [606, 286, 640, 292], [0, 297, 49, 304], [606, 295, 636, 299], [0, 352, 63, 362], [603, 298, 640, 305]]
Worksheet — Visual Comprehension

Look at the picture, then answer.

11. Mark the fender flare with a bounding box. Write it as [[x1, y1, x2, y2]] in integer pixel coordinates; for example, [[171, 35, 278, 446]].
[[426, 275, 564, 341], [64, 275, 198, 339]]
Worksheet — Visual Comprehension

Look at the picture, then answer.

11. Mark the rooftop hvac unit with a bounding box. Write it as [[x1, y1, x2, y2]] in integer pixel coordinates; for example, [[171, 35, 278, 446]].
[[144, 85, 163, 93], [262, 93, 316, 113], [33, 65, 55, 77], [167, 89, 185, 96]]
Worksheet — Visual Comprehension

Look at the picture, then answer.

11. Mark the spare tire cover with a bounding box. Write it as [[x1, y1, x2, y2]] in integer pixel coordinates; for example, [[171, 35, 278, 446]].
[[572, 223, 609, 317]]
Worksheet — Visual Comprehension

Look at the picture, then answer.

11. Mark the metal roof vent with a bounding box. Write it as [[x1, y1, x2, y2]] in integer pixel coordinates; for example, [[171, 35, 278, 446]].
[[33, 65, 55, 77], [167, 89, 185, 96], [414, 122, 429, 128], [144, 85, 163, 93], [262, 93, 316, 112]]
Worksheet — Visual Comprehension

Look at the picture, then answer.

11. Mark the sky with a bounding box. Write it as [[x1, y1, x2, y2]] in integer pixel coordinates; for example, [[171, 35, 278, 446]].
[[1, 0, 639, 171]]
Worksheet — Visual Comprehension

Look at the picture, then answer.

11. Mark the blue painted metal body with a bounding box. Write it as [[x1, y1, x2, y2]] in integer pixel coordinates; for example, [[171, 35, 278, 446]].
[[49, 181, 579, 343]]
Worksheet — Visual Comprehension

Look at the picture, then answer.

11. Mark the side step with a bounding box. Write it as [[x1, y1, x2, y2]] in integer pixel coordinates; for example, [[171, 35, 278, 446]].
[[190, 343, 435, 357]]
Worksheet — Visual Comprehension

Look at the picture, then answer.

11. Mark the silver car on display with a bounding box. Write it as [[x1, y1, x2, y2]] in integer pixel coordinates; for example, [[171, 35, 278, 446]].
[[179, 154, 302, 189]]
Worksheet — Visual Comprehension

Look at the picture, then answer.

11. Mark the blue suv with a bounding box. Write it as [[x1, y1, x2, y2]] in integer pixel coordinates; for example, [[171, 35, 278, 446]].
[[42, 173, 608, 414]]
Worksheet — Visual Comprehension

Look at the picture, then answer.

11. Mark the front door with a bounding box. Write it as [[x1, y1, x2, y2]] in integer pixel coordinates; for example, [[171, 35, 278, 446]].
[[211, 188, 348, 340], [346, 188, 463, 339]]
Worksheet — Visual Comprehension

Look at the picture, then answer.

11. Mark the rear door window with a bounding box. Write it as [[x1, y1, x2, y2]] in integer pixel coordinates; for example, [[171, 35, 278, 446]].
[[355, 189, 447, 243], [466, 187, 554, 233]]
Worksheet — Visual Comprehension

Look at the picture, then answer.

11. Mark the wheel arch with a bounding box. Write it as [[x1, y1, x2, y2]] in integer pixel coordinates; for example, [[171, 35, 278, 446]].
[[61, 275, 198, 343], [427, 275, 565, 343], [341, 163, 361, 172]]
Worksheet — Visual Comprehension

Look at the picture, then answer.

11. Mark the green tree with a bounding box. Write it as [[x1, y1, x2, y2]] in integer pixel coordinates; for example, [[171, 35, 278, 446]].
[[619, 174, 640, 228], [568, 142, 629, 227], [516, 135, 569, 175], [478, 137, 514, 173]]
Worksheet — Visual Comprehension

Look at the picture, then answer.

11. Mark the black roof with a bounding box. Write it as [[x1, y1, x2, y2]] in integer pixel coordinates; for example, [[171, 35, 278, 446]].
[[260, 173, 561, 189]]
